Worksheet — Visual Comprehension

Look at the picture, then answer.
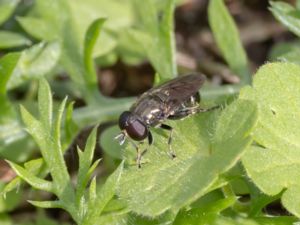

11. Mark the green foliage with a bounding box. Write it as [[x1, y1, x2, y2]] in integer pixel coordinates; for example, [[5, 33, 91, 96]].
[[0, 0, 19, 26], [0, 31, 31, 49], [118, 99, 257, 216], [130, 0, 177, 80], [269, 1, 300, 66], [1, 0, 300, 224], [6, 80, 124, 224], [240, 62, 300, 217], [7, 42, 61, 90], [208, 0, 251, 84], [270, 1, 300, 37]]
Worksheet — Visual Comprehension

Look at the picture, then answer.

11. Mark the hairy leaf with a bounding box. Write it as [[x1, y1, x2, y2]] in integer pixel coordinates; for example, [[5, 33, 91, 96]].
[[240, 62, 300, 217], [118, 99, 257, 216]]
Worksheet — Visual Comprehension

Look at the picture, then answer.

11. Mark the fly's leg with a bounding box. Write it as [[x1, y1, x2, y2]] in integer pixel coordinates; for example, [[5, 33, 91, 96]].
[[159, 124, 176, 158], [131, 132, 153, 168], [168, 105, 220, 120], [128, 140, 142, 168], [138, 131, 153, 168]]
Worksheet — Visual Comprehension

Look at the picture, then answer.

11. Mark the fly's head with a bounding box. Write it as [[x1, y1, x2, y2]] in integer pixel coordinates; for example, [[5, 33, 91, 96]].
[[115, 111, 148, 145]]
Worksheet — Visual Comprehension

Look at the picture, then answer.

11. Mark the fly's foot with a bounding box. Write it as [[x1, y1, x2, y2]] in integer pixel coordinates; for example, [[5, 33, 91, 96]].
[[135, 148, 148, 168], [171, 152, 176, 159], [168, 148, 176, 159]]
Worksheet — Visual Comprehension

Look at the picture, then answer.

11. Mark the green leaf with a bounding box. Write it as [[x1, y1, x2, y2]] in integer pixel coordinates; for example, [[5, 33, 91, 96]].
[[117, 30, 146, 65], [52, 96, 68, 149], [64, 102, 78, 147], [173, 197, 236, 225], [0, 53, 21, 145], [6, 161, 54, 193], [17, 0, 86, 88], [278, 48, 300, 65], [17, 16, 58, 41], [208, 0, 250, 84], [81, 161, 124, 225], [98, 211, 176, 225], [67, 0, 132, 57], [1, 158, 45, 195], [240, 62, 300, 217], [28, 200, 64, 209], [38, 79, 53, 131], [0, 31, 31, 49], [0, 53, 21, 95], [131, 0, 177, 80], [100, 125, 123, 159], [270, 1, 300, 37], [118, 99, 257, 216], [7, 42, 61, 90], [21, 81, 73, 201], [76, 126, 98, 204], [0, 0, 20, 26], [20, 105, 46, 150], [84, 18, 106, 87], [88, 177, 97, 202]]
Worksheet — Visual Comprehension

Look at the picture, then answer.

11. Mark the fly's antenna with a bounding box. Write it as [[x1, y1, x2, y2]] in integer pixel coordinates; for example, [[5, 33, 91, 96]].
[[114, 132, 126, 145]]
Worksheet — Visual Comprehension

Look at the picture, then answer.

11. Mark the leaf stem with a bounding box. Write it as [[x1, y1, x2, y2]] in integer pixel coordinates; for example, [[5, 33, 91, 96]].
[[222, 184, 250, 214]]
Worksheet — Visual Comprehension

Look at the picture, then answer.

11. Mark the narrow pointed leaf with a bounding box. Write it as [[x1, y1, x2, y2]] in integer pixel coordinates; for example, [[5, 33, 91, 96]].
[[0, 53, 21, 95], [84, 18, 106, 86], [20, 105, 46, 149], [89, 177, 97, 202], [0, 31, 31, 49], [28, 200, 64, 209], [53, 96, 68, 146], [208, 0, 250, 83], [7, 161, 54, 193], [38, 78, 53, 130], [64, 101, 78, 146], [82, 162, 124, 225], [76, 127, 98, 203], [270, 1, 300, 37]]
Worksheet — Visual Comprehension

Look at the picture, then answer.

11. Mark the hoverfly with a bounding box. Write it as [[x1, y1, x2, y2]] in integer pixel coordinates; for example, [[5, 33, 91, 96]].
[[115, 73, 218, 168]]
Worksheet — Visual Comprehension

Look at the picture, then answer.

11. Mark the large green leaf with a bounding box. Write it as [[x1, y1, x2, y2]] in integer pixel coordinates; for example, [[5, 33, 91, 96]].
[[240, 62, 300, 217], [118, 99, 257, 216]]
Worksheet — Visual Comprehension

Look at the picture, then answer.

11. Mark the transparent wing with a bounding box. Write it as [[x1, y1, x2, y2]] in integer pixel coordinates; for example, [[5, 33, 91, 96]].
[[131, 73, 206, 116]]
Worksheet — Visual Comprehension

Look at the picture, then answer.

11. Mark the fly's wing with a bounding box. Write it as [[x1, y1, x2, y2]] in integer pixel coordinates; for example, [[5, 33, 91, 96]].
[[131, 73, 206, 116]]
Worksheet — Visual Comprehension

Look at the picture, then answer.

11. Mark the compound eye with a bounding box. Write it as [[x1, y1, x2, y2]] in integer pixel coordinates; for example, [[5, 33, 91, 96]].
[[118, 111, 131, 130], [126, 120, 148, 141]]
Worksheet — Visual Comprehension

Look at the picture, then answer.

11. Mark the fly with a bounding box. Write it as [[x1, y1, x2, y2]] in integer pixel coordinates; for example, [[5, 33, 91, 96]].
[[115, 73, 218, 168]]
